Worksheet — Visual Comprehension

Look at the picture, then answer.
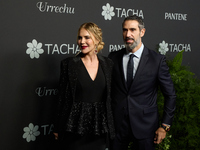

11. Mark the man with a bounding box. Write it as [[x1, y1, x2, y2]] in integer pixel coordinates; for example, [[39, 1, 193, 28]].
[[108, 15, 176, 150]]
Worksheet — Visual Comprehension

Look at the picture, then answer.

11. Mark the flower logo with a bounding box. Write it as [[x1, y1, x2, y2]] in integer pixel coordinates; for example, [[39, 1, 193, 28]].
[[22, 123, 40, 142], [102, 3, 115, 20], [26, 39, 44, 59], [159, 40, 169, 55]]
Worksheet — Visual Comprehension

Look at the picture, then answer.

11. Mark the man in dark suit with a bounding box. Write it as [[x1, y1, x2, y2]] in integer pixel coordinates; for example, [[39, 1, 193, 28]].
[[108, 15, 176, 150]]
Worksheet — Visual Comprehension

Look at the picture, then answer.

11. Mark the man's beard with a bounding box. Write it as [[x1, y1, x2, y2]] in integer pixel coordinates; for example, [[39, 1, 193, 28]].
[[124, 37, 140, 51]]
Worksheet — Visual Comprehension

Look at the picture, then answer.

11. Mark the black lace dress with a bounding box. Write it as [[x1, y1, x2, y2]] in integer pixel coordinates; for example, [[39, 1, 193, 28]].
[[60, 61, 108, 150]]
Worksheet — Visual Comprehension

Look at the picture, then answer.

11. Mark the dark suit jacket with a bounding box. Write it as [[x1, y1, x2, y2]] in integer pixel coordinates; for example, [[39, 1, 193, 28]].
[[54, 54, 115, 139], [109, 47, 176, 139]]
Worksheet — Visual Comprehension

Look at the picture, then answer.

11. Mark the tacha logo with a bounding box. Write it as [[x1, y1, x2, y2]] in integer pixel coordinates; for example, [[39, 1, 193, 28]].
[[159, 40, 191, 54], [159, 41, 169, 55], [26, 39, 80, 59], [26, 39, 44, 59], [102, 3, 115, 20], [101, 3, 144, 21], [22, 123, 54, 142], [22, 123, 40, 142]]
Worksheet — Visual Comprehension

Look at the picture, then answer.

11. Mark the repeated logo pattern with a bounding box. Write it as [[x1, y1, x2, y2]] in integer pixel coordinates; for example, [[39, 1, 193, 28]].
[[101, 3, 115, 20], [22, 123, 40, 142], [159, 40, 169, 55], [26, 39, 44, 59]]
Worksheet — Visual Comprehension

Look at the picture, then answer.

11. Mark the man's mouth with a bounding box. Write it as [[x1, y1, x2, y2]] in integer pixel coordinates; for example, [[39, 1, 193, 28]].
[[125, 38, 134, 43]]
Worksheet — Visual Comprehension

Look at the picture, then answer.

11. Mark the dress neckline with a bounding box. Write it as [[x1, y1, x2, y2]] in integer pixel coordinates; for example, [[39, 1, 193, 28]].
[[80, 59, 99, 82]]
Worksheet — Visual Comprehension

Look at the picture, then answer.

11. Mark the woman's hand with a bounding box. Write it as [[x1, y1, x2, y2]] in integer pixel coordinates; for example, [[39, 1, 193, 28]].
[[53, 132, 59, 140]]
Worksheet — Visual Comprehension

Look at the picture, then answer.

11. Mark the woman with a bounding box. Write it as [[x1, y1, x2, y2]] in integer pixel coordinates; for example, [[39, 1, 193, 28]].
[[53, 22, 115, 150]]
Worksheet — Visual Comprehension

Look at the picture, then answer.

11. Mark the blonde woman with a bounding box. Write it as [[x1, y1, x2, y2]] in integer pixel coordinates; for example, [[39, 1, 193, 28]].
[[53, 22, 115, 150]]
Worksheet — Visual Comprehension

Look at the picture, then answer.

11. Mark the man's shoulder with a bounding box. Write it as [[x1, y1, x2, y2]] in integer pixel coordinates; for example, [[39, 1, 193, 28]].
[[144, 46, 164, 58]]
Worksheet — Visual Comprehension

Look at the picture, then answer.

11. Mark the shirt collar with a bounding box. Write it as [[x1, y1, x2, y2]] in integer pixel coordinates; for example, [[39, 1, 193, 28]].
[[125, 43, 144, 58]]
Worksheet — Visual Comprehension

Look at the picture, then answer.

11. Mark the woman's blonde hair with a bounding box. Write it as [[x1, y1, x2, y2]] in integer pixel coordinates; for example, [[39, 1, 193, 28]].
[[77, 22, 104, 53]]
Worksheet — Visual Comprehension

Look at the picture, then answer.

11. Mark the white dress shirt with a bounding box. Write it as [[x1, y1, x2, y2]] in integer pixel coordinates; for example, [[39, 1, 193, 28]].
[[123, 43, 144, 81]]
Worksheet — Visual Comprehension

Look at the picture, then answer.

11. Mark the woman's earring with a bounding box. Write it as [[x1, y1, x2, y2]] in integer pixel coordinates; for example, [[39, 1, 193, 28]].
[[94, 45, 98, 54]]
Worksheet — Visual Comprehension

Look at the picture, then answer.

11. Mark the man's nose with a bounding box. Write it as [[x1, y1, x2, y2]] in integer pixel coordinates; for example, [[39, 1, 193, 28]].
[[126, 30, 132, 37]]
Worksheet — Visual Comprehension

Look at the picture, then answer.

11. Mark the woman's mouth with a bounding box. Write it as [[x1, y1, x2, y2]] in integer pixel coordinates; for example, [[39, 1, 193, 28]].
[[81, 46, 88, 49]]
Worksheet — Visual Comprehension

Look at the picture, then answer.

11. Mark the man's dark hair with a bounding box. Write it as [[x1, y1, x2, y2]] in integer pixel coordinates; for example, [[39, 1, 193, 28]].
[[122, 15, 145, 31]]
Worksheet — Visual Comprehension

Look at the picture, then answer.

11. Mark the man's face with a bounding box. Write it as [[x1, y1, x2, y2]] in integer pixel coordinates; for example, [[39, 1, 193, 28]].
[[123, 20, 145, 51]]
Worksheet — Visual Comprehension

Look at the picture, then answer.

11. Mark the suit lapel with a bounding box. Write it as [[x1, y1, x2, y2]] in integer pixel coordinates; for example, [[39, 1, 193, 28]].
[[132, 47, 149, 84]]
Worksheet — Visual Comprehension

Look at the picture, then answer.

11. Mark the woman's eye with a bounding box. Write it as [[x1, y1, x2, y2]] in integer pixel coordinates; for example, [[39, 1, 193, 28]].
[[85, 36, 90, 39]]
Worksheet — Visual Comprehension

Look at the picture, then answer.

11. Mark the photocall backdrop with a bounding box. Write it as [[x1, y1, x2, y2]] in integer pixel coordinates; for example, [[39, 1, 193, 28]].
[[1, 0, 200, 149]]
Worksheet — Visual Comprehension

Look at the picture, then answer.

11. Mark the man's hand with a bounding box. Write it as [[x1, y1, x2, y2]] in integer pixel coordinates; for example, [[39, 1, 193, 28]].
[[154, 127, 166, 144]]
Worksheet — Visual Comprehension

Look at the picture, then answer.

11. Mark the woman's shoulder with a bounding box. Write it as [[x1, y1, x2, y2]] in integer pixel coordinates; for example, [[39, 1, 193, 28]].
[[98, 55, 111, 61], [98, 55, 114, 71], [61, 56, 79, 64], [98, 55, 113, 65]]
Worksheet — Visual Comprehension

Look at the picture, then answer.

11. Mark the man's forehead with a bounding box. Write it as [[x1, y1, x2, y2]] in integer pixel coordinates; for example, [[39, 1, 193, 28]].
[[123, 20, 139, 29]]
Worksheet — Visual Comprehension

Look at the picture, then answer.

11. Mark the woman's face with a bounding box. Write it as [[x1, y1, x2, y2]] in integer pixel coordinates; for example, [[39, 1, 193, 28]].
[[78, 28, 98, 55]]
